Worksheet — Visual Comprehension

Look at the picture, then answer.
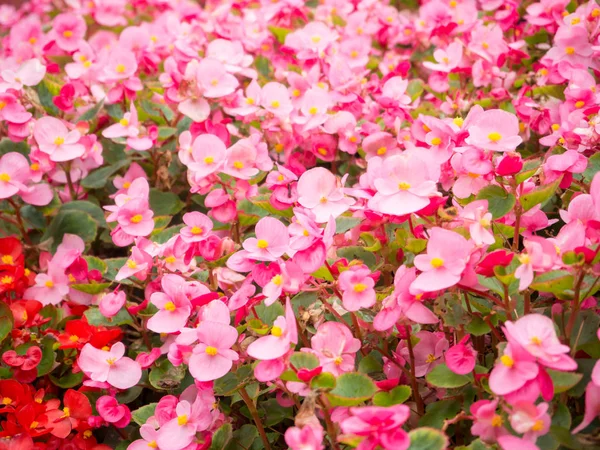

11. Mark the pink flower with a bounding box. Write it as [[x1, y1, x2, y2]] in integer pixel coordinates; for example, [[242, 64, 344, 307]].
[[514, 237, 557, 291], [0, 59, 46, 91], [509, 401, 550, 441], [184, 134, 227, 179], [489, 343, 539, 396], [148, 275, 192, 334], [262, 82, 293, 117], [445, 335, 477, 375], [0, 153, 33, 199], [338, 265, 376, 312], [460, 200, 495, 246], [247, 298, 297, 361], [188, 320, 239, 382], [78, 342, 142, 390], [102, 49, 138, 81], [116, 198, 154, 237], [52, 13, 86, 52], [504, 314, 576, 371], [129, 424, 161, 450], [102, 102, 153, 151], [115, 246, 152, 281], [339, 405, 411, 450], [465, 109, 523, 152], [96, 396, 131, 428], [180, 211, 213, 243], [196, 58, 239, 98], [285, 424, 325, 450], [156, 399, 211, 450], [497, 435, 541, 450], [411, 227, 472, 293], [99, 290, 126, 318], [399, 330, 448, 377], [423, 41, 463, 72], [24, 266, 70, 306], [242, 217, 289, 261], [297, 167, 354, 223], [309, 322, 361, 376], [368, 153, 439, 217], [470, 399, 508, 443], [34, 117, 85, 162]]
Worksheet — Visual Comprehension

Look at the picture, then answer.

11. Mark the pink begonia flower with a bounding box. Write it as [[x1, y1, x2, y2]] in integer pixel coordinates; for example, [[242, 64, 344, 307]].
[[339, 405, 411, 450], [573, 379, 600, 433], [489, 343, 539, 396], [178, 96, 210, 123], [52, 13, 86, 52], [247, 298, 297, 361], [262, 82, 293, 117], [497, 435, 541, 450], [242, 217, 289, 262], [184, 134, 227, 179], [148, 275, 192, 334], [514, 237, 557, 291], [445, 335, 477, 375], [544, 150, 587, 188], [129, 424, 162, 450], [504, 314, 576, 371], [399, 331, 448, 377], [24, 266, 70, 306], [411, 227, 472, 293], [460, 199, 495, 246], [33, 117, 85, 162], [295, 88, 332, 131], [113, 162, 147, 193], [362, 132, 400, 160], [156, 399, 210, 450], [284, 21, 338, 60], [102, 48, 138, 81], [196, 58, 239, 98], [263, 260, 305, 306], [338, 264, 376, 312], [115, 246, 153, 281], [509, 401, 551, 441], [102, 102, 153, 151], [465, 109, 523, 152], [78, 342, 142, 390], [116, 197, 154, 237], [0, 152, 50, 206], [99, 290, 126, 318], [379, 76, 411, 106], [470, 399, 508, 443], [368, 153, 439, 217], [545, 24, 593, 66], [135, 348, 161, 369], [374, 266, 438, 330], [297, 167, 354, 223], [188, 320, 239, 382], [222, 137, 261, 180], [309, 322, 361, 376], [423, 41, 463, 72], [0, 93, 31, 124], [96, 396, 131, 428], [284, 424, 325, 450], [0, 59, 46, 91], [180, 211, 213, 243]]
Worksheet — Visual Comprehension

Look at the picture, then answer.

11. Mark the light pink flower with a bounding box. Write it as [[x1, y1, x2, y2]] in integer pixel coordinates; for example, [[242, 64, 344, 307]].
[[148, 275, 192, 334], [446, 335, 477, 375], [196, 58, 239, 98], [285, 424, 325, 450], [338, 265, 376, 312], [102, 48, 138, 81], [339, 405, 410, 450], [99, 290, 126, 318], [465, 109, 523, 152], [180, 211, 213, 243], [297, 167, 354, 223], [34, 117, 85, 162], [78, 342, 142, 390], [470, 399, 508, 443], [189, 320, 239, 382], [509, 401, 550, 441], [489, 343, 539, 396], [309, 322, 361, 376], [185, 134, 227, 179], [0, 59, 46, 91], [247, 299, 297, 361], [52, 13, 86, 52], [460, 200, 495, 246], [24, 266, 70, 306], [102, 102, 153, 151], [242, 217, 289, 261]]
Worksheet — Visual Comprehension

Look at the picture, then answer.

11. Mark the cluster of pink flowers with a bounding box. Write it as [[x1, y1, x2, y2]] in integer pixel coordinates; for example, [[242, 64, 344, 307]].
[[1, 0, 600, 449]]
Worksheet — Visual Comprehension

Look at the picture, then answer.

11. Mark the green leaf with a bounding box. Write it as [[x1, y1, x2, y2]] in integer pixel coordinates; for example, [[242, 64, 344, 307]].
[[530, 271, 574, 295], [37, 337, 56, 376], [426, 363, 470, 388], [311, 265, 334, 282], [250, 194, 293, 218], [60, 201, 107, 227], [465, 316, 491, 336], [226, 424, 258, 450], [84, 307, 133, 326], [268, 26, 291, 44], [373, 385, 412, 406], [327, 372, 377, 406], [149, 359, 186, 391], [336, 216, 361, 234], [254, 302, 284, 326], [210, 423, 233, 450], [583, 153, 600, 182], [407, 80, 424, 102], [407, 428, 449, 450], [50, 370, 84, 388], [520, 177, 561, 212], [476, 185, 516, 219], [337, 246, 376, 269], [149, 189, 185, 216], [71, 282, 111, 295], [290, 291, 318, 314], [132, 403, 157, 426], [0, 138, 29, 157], [157, 127, 177, 140], [310, 372, 336, 390], [0, 302, 14, 344], [360, 232, 382, 252], [152, 224, 184, 244], [418, 399, 461, 428], [77, 100, 105, 121], [81, 159, 130, 189], [547, 369, 583, 393], [42, 210, 98, 251], [290, 352, 319, 370], [358, 353, 383, 374], [35, 80, 60, 115], [533, 84, 566, 100]]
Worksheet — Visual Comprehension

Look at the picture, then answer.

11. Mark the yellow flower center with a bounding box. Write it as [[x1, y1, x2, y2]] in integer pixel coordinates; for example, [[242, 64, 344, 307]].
[[530, 336, 542, 345], [491, 415, 503, 427], [292, 89, 301, 97], [233, 161, 244, 169], [63, 407, 70, 417], [500, 355, 514, 367], [592, 8, 600, 18], [2, 397, 12, 405], [308, 106, 318, 115], [311, 36, 321, 43], [488, 132, 502, 142], [164, 301, 176, 312], [45, 280, 54, 288], [165, 256, 176, 264], [115, 64, 126, 73], [30, 421, 39, 429], [54, 136, 65, 146], [425, 354, 436, 363], [565, 46, 575, 55], [69, 335, 79, 342], [123, 181, 131, 188], [317, 147, 327, 156], [210, 79, 218, 86], [353, 283, 367, 293], [571, 17, 581, 25], [202, 155, 215, 165], [0, 101, 6, 110], [84, 430, 93, 439], [126, 259, 137, 269], [271, 100, 280, 108], [482, 42, 489, 49], [398, 181, 411, 190], [31, 163, 40, 171], [83, 60, 92, 68], [532, 419, 544, 432], [551, 123, 560, 131], [0, 173, 10, 182], [272, 274, 283, 286], [350, 50, 359, 58], [430, 257, 444, 268], [271, 326, 283, 337], [177, 415, 188, 426], [1, 255, 14, 265], [431, 137, 442, 146], [246, 97, 255, 105], [106, 357, 116, 366], [191, 226, 203, 235], [63, 30, 73, 38], [1, 276, 13, 285], [205, 346, 218, 356], [575, 100, 585, 109], [29, 37, 37, 44], [274, 143, 284, 153], [453, 117, 464, 127], [147, 441, 158, 448], [479, 218, 491, 227], [130, 214, 143, 224], [334, 356, 343, 365], [120, 118, 129, 127], [257, 239, 269, 249], [377, 146, 387, 155], [518, 254, 531, 265]]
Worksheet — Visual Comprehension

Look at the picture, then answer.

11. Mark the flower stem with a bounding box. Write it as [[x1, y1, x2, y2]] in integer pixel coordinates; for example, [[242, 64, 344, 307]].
[[239, 386, 271, 450]]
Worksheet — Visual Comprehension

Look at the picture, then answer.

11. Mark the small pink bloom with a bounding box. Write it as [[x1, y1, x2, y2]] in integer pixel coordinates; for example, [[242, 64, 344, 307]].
[[247, 299, 297, 361], [180, 211, 213, 243], [78, 342, 142, 390], [509, 401, 550, 441], [242, 217, 289, 261], [297, 167, 354, 223], [310, 322, 361, 376], [445, 335, 477, 375], [470, 399, 508, 443], [185, 134, 227, 179], [148, 275, 192, 334], [52, 13, 86, 52], [189, 320, 239, 382], [99, 290, 126, 318], [489, 343, 539, 396], [285, 424, 325, 450], [338, 265, 376, 312], [339, 405, 411, 450], [102, 49, 138, 81], [465, 109, 523, 152], [97, 396, 131, 428], [34, 117, 85, 162]]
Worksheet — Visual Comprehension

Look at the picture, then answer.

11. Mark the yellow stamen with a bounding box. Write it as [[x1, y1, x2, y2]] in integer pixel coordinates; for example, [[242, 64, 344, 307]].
[[270, 100, 280, 108], [398, 181, 411, 190], [500, 355, 514, 367], [115, 64, 126, 73], [164, 301, 176, 312], [54, 136, 65, 146], [272, 274, 283, 286], [431, 137, 442, 146], [257, 239, 269, 249], [491, 415, 503, 427], [1, 255, 13, 265], [126, 259, 137, 269], [532, 419, 544, 432], [425, 354, 436, 363], [119, 118, 129, 127], [488, 132, 502, 142], [63, 30, 73, 38], [130, 214, 143, 223], [308, 106, 318, 115], [177, 415, 188, 426], [377, 146, 387, 155], [165, 256, 176, 264], [191, 226, 203, 235], [565, 47, 575, 55], [69, 335, 79, 342], [45, 280, 54, 288], [233, 161, 244, 169], [353, 283, 367, 293], [205, 346, 218, 356], [430, 257, 444, 268], [271, 326, 283, 337]]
